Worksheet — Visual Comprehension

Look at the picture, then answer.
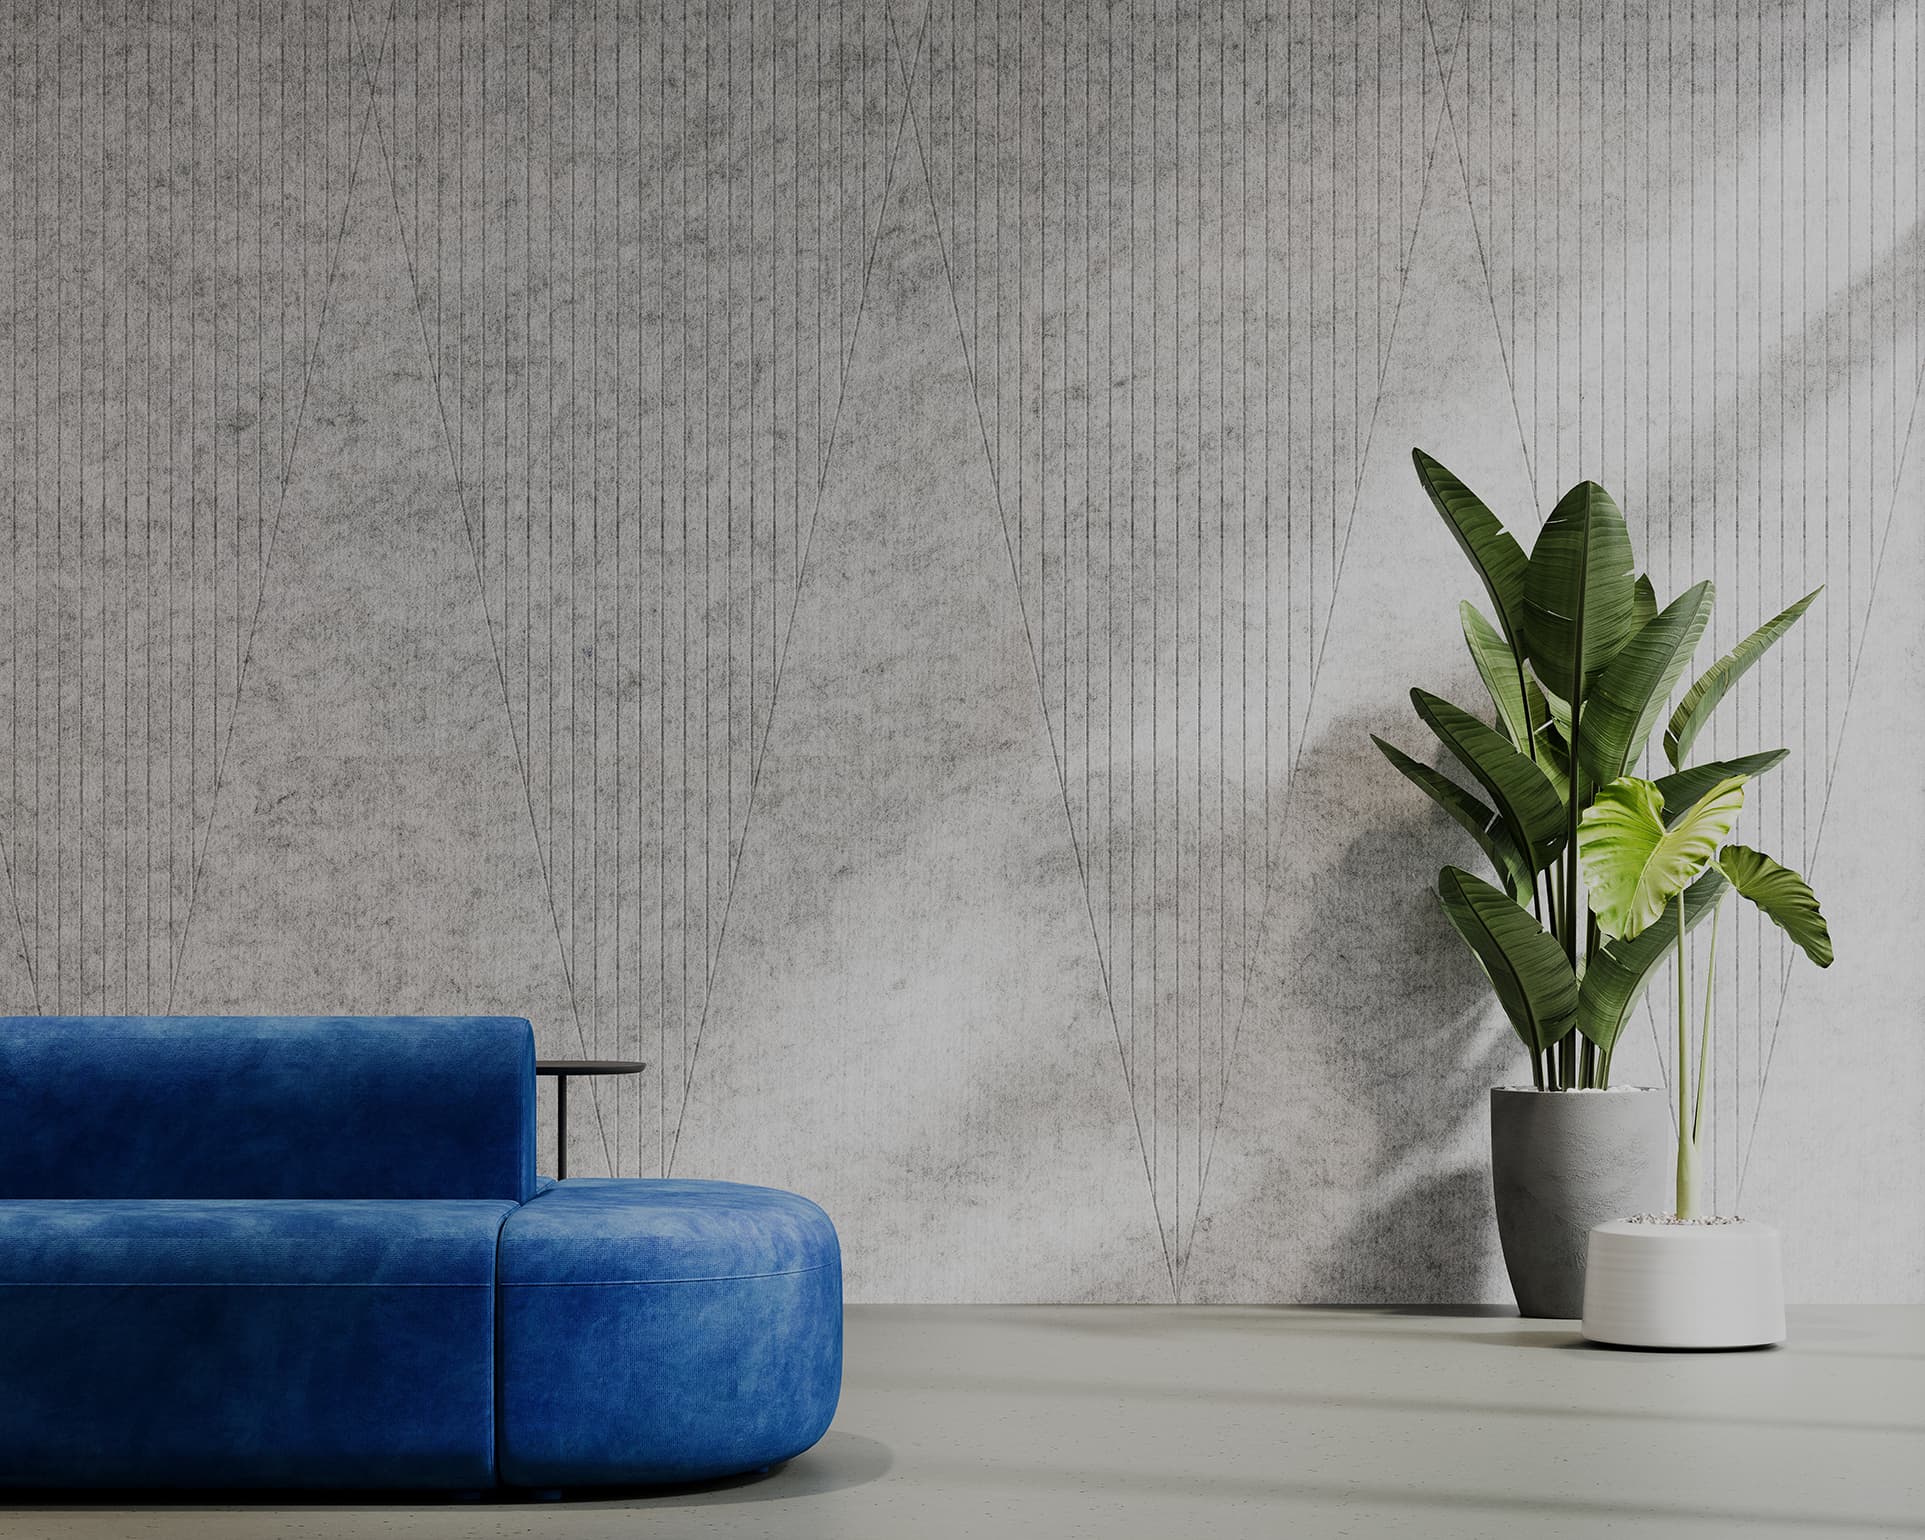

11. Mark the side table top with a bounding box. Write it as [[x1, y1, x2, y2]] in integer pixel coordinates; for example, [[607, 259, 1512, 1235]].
[[535, 1060, 648, 1075]]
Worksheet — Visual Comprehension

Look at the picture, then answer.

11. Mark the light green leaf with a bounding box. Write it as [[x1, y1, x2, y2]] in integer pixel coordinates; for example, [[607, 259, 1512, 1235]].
[[1523, 480, 1639, 702], [1577, 870, 1727, 1056], [1579, 581, 1715, 786], [1437, 866, 1580, 1056], [1719, 845, 1834, 968], [1461, 602, 1549, 751], [1373, 736, 1534, 902], [1664, 587, 1822, 768], [1577, 774, 1747, 941], [1413, 449, 1531, 645], [1411, 690, 1567, 871], [1652, 750, 1789, 826]]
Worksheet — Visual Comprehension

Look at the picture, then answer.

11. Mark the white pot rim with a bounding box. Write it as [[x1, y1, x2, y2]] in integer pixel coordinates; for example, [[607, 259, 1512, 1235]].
[[1593, 1217, 1776, 1238]]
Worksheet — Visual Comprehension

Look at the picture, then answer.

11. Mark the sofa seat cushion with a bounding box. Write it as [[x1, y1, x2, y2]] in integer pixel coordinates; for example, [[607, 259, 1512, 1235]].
[[0, 1200, 515, 1488], [498, 1178, 835, 1286], [497, 1179, 842, 1487]]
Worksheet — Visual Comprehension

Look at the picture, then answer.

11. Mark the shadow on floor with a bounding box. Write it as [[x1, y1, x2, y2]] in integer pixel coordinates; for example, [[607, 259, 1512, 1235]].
[[847, 1368, 1921, 1437], [895, 1454, 1923, 1535], [0, 1431, 894, 1512]]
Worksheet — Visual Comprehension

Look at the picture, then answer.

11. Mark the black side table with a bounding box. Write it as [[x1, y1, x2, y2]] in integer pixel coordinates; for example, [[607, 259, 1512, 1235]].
[[535, 1060, 648, 1179]]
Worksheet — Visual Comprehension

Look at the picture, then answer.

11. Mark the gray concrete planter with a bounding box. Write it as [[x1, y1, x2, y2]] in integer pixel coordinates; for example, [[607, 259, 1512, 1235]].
[[1490, 1087, 1671, 1318]]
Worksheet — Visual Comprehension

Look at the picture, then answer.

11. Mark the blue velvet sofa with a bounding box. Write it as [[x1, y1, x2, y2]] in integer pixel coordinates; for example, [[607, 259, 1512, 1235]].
[[0, 1016, 842, 1490]]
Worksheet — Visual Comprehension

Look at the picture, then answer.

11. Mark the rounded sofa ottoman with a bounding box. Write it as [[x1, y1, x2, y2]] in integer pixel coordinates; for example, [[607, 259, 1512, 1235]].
[[496, 1178, 842, 1487]]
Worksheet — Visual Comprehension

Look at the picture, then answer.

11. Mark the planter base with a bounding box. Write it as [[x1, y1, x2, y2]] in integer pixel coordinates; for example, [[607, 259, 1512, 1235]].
[[1581, 1219, 1785, 1349]]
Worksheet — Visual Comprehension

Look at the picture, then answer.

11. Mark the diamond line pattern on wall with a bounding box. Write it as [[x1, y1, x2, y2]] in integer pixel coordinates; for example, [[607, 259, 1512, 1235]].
[[2, 1, 1919, 1299], [908, 0, 1470, 1285], [891, 0, 1176, 1293], [0, 1, 390, 1012], [1445, 0, 1925, 1210], [667, 0, 935, 1172], [348, 0, 924, 1173]]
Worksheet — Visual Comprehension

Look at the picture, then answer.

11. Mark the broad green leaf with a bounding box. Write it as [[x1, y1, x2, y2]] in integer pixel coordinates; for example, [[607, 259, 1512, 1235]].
[[1437, 866, 1580, 1055], [1532, 689, 1586, 807], [1633, 574, 1659, 629], [1578, 774, 1747, 941], [1523, 480, 1638, 702], [1719, 844, 1834, 968], [1413, 449, 1530, 645], [1577, 869, 1727, 1055], [1652, 750, 1789, 825], [1374, 737, 1535, 902], [1460, 602, 1548, 751], [1532, 719, 1573, 805], [1579, 581, 1715, 786], [1541, 683, 1574, 744], [1524, 481, 1632, 704], [1664, 587, 1822, 768], [1411, 690, 1567, 870]]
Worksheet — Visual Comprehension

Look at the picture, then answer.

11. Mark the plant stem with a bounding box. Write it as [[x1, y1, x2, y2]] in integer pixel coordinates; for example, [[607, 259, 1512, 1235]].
[[1562, 843, 1579, 968], [1550, 658, 1581, 1085], [1517, 651, 1553, 1080], [1676, 891, 1688, 1124], [1562, 678, 1582, 973], [1693, 898, 1721, 1145], [1677, 1130, 1700, 1221], [1674, 891, 1699, 1220]]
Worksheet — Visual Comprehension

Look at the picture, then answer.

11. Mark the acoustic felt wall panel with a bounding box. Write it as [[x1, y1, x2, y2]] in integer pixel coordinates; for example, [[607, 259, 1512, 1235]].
[[1, 2, 1919, 1302]]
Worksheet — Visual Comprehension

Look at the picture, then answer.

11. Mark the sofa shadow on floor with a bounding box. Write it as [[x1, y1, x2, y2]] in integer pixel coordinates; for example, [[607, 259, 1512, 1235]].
[[0, 1433, 894, 1514]]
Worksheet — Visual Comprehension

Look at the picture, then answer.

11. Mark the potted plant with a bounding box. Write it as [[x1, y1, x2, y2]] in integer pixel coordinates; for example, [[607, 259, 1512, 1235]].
[[1574, 772, 1831, 1347], [1374, 449, 1819, 1317]]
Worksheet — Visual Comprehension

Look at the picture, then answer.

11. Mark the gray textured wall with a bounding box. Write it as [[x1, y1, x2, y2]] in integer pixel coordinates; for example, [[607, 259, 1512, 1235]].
[[2, 1, 1920, 1302]]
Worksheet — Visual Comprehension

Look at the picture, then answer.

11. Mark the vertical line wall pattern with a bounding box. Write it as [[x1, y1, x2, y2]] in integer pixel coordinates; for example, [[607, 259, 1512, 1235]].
[[1, 3, 356, 1016], [912, 0, 1455, 1281], [1451, 0, 1920, 1210], [0, 0, 1917, 1299]]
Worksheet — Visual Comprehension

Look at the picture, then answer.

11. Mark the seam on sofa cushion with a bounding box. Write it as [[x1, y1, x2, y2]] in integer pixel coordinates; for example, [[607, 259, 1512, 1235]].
[[0, 1281, 498, 1289], [489, 1197, 517, 1485], [500, 1261, 835, 1288]]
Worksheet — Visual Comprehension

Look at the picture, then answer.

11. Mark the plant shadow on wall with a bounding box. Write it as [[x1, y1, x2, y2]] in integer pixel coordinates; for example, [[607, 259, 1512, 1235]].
[[1271, 706, 1516, 1305]]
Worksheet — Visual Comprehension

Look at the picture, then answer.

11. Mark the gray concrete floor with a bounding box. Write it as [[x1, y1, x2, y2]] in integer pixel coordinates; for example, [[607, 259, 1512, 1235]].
[[3, 1305, 1920, 1539]]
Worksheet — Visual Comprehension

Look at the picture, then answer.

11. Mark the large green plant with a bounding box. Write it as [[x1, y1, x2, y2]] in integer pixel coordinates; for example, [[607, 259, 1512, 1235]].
[[1577, 775, 1832, 1216], [1375, 449, 1821, 1091]]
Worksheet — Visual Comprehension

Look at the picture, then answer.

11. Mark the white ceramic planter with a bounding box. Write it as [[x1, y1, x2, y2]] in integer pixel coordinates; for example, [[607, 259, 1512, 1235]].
[[1581, 1219, 1786, 1349]]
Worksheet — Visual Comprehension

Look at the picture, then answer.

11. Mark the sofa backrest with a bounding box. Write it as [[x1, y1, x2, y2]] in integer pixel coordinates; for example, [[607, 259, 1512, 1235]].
[[0, 1016, 539, 1200]]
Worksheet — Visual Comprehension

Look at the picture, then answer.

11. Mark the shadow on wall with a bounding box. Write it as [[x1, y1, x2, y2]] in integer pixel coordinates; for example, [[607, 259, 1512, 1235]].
[[1277, 707, 1519, 1304]]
